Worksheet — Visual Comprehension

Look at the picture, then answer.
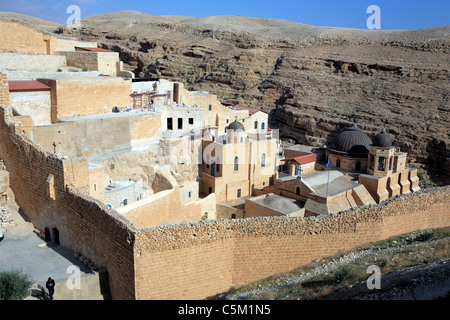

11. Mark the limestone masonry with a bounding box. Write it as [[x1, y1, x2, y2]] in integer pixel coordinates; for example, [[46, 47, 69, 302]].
[[0, 17, 448, 300]]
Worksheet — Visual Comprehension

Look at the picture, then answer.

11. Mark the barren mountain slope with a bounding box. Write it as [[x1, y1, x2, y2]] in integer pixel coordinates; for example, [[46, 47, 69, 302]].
[[2, 11, 449, 184]]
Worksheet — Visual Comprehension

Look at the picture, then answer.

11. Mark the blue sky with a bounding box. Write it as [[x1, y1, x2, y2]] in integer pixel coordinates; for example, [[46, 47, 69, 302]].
[[0, 0, 448, 30]]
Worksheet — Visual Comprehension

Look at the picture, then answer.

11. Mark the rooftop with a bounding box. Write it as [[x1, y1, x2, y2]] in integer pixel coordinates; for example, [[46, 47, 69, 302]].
[[284, 153, 316, 165], [301, 170, 359, 197], [8, 80, 51, 92], [232, 104, 266, 115], [75, 47, 114, 52], [250, 193, 304, 215]]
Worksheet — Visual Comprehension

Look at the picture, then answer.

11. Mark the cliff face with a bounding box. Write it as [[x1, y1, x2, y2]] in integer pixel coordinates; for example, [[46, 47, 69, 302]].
[[3, 11, 449, 184]]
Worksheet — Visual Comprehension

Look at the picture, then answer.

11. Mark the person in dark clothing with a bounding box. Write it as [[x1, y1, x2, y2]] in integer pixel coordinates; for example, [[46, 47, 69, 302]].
[[46, 277, 55, 300]]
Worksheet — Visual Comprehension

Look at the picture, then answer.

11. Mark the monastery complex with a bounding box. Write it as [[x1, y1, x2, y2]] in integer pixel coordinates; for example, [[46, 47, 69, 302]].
[[0, 18, 448, 300]]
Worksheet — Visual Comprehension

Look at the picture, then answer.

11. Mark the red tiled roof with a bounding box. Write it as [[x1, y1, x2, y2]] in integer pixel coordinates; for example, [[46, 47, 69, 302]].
[[75, 47, 113, 52], [284, 154, 316, 165], [233, 105, 266, 115], [8, 81, 51, 92]]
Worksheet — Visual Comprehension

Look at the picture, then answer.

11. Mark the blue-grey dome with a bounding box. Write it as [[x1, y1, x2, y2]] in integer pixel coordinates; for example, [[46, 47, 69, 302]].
[[226, 121, 245, 132], [373, 130, 393, 148], [331, 124, 372, 154]]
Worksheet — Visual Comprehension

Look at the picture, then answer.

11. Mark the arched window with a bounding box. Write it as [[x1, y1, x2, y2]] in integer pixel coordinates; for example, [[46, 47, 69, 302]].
[[261, 122, 265, 130], [261, 153, 266, 168], [234, 157, 239, 172], [254, 121, 258, 129], [336, 159, 341, 168]]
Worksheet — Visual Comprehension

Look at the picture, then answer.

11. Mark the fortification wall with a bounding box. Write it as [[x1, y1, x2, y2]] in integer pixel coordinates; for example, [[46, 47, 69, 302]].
[[0, 19, 96, 55], [9, 91, 51, 125], [0, 20, 50, 54], [57, 51, 120, 76], [134, 187, 449, 300], [0, 73, 9, 105], [0, 106, 137, 299], [0, 52, 67, 72], [122, 187, 215, 229], [36, 78, 132, 122]]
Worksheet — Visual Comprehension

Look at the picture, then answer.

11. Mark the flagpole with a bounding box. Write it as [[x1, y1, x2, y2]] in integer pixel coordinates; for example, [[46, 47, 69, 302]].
[[326, 152, 332, 198], [280, 140, 284, 179]]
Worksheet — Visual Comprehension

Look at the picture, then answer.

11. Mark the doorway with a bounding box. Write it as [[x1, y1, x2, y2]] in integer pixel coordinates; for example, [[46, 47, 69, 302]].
[[52, 228, 60, 245]]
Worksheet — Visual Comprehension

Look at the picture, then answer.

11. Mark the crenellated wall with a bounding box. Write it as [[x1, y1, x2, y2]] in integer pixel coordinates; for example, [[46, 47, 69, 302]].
[[0, 101, 449, 300], [0, 105, 137, 300], [134, 186, 449, 300]]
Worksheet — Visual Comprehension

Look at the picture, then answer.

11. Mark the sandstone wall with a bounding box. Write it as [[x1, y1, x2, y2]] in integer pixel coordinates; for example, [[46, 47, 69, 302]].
[[0, 19, 96, 55], [57, 51, 120, 76], [121, 186, 215, 229], [9, 91, 51, 125], [0, 52, 67, 72], [0, 73, 9, 105], [0, 106, 137, 299], [134, 187, 449, 300], [36, 78, 132, 122]]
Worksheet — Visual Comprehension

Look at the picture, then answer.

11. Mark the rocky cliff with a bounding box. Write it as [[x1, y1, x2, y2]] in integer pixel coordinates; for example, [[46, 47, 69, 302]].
[[2, 11, 448, 184]]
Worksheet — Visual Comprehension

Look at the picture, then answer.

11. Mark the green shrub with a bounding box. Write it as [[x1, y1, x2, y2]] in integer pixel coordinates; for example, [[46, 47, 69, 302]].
[[333, 264, 366, 284], [0, 270, 33, 300]]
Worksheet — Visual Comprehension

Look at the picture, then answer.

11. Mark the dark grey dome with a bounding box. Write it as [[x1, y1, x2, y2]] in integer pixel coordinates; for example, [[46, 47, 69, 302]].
[[373, 130, 393, 148], [226, 120, 245, 132], [331, 124, 372, 154]]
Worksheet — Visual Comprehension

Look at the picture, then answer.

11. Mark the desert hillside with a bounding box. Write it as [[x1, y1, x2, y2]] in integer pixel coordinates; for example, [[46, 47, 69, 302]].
[[2, 10, 449, 184]]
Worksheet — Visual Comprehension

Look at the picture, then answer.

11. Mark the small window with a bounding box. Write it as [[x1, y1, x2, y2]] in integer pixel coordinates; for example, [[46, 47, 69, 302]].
[[261, 122, 265, 130], [261, 153, 266, 168], [226, 119, 229, 124], [216, 163, 220, 172], [167, 118, 173, 130], [208, 104, 212, 111], [93, 184, 96, 191], [123, 199, 128, 206], [231, 214, 236, 219], [189, 118, 194, 125], [254, 121, 258, 129], [234, 157, 239, 172], [296, 187, 300, 196], [188, 191, 191, 198], [178, 118, 183, 129], [208, 187, 212, 194], [240, 137, 243, 143], [237, 189, 242, 198], [336, 159, 341, 168]]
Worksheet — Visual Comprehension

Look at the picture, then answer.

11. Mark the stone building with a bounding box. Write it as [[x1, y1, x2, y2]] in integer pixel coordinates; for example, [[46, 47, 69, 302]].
[[324, 124, 420, 203], [200, 120, 279, 202], [0, 16, 439, 300], [325, 124, 372, 172]]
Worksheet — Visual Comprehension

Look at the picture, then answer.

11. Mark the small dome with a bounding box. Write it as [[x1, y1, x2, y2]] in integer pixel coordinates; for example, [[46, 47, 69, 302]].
[[331, 124, 372, 154], [226, 120, 245, 132], [373, 130, 393, 148]]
